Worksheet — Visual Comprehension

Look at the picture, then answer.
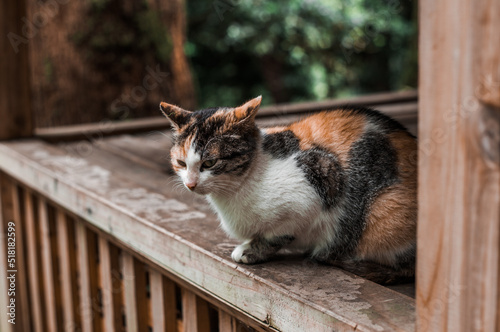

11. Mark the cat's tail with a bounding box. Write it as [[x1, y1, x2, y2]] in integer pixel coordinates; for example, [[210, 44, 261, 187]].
[[333, 260, 415, 285]]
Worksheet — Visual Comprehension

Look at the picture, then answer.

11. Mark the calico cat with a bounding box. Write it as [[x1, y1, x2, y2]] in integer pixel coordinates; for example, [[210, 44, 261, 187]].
[[160, 96, 417, 284]]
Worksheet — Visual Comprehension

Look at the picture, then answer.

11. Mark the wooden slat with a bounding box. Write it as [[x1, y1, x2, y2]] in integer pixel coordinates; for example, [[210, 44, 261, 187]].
[[0, 175, 12, 332], [150, 270, 178, 332], [23, 191, 44, 332], [9, 183, 31, 332], [182, 290, 211, 332], [122, 253, 149, 331], [39, 199, 59, 332], [0, 0, 33, 140], [77, 221, 102, 332], [122, 252, 137, 331], [218, 311, 237, 332], [418, 0, 500, 331], [57, 210, 81, 331], [99, 236, 116, 332], [182, 290, 198, 332], [0, 177, 31, 332]]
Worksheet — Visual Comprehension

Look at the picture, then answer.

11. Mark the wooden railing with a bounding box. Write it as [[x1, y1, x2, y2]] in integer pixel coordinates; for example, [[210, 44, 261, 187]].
[[0, 173, 268, 332], [0, 92, 419, 331]]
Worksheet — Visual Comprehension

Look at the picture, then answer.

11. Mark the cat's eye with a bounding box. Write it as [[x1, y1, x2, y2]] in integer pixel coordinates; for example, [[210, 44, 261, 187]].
[[202, 160, 217, 169], [177, 160, 186, 167]]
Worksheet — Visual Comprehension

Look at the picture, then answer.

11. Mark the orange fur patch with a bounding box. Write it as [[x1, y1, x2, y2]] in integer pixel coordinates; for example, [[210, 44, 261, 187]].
[[170, 133, 196, 171], [355, 131, 418, 265], [289, 110, 366, 165]]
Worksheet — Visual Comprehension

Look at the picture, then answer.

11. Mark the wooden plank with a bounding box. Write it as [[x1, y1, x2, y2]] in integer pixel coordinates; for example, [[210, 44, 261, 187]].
[[35, 90, 417, 143], [181, 289, 212, 332], [0, 0, 33, 140], [150, 270, 178, 332], [23, 191, 44, 332], [122, 252, 137, 331], [218, 311, 237, 332], [77, 221, 102, 332], [122, 252, 150, 332], [0, 175, 13, 332], [0, 140, 416, 332], [38, 198, 59, 332], [182, 290, 198, 332], [57, 210, 81, 332], [99, 236, 120, 332], [418, 0, 500, 331], [8, 182, 31, 331], [0, 176, 31, 331]]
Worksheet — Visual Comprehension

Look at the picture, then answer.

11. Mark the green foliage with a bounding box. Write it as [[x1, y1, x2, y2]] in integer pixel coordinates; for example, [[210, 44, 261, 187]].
[[187, 0, 417, 108]]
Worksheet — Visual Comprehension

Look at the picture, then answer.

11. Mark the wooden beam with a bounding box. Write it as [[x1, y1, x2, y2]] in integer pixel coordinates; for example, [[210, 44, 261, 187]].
[[34, 90, 417, 143], [417, 0, 500, 330], [0, 0, 33, 139]]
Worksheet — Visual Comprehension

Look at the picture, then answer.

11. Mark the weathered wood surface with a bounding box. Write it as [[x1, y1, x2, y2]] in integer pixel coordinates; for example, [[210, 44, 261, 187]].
[[0, 0, 33, 140], [35, 90, 418, 142], [0, 138, 416, 331], [418, 0, 500, 331]]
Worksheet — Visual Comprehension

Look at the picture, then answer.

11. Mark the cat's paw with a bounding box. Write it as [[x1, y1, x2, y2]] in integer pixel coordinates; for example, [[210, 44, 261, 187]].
[[231, 242, 258, 264]]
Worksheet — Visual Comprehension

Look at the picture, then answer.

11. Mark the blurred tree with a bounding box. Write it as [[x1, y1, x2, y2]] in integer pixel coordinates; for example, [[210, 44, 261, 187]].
[[186, 0, 418, 108], [31, 0, 195, 127]]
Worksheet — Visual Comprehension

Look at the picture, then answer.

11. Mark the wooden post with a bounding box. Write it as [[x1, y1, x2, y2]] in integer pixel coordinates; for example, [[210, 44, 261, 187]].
[[0, 0, 33, 139], [418, 0, 500, 331]]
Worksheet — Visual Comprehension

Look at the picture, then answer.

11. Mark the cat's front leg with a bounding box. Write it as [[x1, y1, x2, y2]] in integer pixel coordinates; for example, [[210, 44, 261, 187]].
[[231, 235, 295, 264]]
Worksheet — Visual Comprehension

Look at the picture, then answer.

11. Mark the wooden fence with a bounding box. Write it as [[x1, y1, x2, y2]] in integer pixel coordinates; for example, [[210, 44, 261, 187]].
[[0, 173, 269, 332]]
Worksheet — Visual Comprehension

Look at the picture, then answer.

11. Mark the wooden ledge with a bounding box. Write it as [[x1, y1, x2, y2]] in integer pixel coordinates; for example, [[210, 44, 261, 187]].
[[0, 138, 416, 331], [34, 90, 418, 142]]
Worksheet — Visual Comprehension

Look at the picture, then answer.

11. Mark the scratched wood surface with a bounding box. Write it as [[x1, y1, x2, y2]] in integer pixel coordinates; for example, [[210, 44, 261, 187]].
[[0, 138, 417, 331], [418, 0, 500, 331]]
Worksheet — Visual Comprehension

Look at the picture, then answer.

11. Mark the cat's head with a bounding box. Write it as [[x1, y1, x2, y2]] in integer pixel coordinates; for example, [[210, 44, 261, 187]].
[[160, 96, 262, 195]]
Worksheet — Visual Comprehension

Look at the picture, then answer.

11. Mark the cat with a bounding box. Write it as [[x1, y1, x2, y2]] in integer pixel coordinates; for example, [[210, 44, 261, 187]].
[[160, 96, 417, 284]]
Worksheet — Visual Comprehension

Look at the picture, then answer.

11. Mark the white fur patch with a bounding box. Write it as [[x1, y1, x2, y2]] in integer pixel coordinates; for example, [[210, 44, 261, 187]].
[[231, 240, 252, 263], [208, 152, 327, 248]]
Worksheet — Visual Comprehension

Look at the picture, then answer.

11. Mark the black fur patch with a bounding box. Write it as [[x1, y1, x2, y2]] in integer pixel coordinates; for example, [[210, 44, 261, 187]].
[[241, 235, 296, 263], [262, 130, 300, 158], [295, 147, 345, 210], [319, 131, 400, 259]]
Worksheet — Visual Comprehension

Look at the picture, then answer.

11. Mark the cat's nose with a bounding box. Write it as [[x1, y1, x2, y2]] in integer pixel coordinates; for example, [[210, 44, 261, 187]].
[[185, 182, 197, 191]]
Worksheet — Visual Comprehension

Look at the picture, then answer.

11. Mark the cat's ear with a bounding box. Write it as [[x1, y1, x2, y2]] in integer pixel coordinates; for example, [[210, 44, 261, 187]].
[[160, 102, 192, 129], [233, 96, 262, 122]]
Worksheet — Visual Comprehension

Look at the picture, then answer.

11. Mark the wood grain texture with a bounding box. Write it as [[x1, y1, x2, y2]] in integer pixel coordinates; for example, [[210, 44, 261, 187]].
[[122, 252, 141, 332], [0, 177, 31, 332], [0, 0, 33, 140], [57, 210, 81, 332], [418, 0, 500, 331], [150, 270, 178, 332], [182, 289, 213, 332], [218, 311, 237, 332], [0, 174, 13, 332], [22, 191, 44, 332], [76, 221, 101, 332], [39, 199, 59, 332], [99, 236, 118, 332], [0, 139, 416, 332]]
